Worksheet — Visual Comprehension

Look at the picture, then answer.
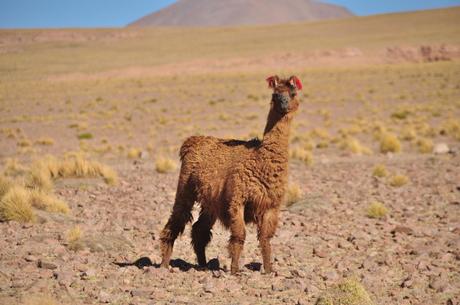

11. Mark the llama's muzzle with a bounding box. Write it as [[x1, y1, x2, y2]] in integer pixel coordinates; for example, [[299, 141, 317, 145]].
[[273, 93, 290, 112]]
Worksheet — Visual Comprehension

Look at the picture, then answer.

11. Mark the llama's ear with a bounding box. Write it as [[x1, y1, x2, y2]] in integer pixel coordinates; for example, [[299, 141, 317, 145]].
[[289, 76, 303, 90], [266, 75, 279, 89]]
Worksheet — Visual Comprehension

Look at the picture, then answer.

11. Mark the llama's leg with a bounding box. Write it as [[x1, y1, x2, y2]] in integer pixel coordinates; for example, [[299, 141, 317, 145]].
[[160, 187, 195, 268], [228, 202, 246, 274], [257, 208, 279, 274], [191, 211, 216, 266]]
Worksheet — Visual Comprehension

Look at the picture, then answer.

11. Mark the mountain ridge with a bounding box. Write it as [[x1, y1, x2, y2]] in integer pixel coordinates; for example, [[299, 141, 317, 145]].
[[128, 0, 354, 27]]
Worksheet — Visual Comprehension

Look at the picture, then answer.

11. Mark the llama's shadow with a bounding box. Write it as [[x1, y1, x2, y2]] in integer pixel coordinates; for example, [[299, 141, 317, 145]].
[[113, 257, 222, 272]]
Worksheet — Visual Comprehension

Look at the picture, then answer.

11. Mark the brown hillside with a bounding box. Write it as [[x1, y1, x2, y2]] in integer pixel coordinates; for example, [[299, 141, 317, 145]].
[[128, 0, 354, 27]]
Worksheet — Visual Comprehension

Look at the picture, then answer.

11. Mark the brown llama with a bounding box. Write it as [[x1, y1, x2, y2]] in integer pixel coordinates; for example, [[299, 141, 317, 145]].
[[159, 75, 302, 274]]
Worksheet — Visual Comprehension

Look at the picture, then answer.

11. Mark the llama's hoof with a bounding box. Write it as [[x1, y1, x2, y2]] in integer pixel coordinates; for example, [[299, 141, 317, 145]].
[[160, 261, 169, 268], [230, 266, 240, 275]]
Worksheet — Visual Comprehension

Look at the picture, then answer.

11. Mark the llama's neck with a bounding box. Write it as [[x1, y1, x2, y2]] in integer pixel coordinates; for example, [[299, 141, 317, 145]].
[[261, 109, 292, 158]]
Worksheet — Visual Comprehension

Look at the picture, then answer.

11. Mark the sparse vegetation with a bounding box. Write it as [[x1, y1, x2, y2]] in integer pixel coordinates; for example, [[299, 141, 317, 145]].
[[155, 157, 177, 173], [285, 183, 303, 206], [389, 174, 409, 187], [379, 133, 401, 153], [77, 132, 93, 140], [416, 138, 433, 153], [0, 186, 35, 223], [372, 164, 388, 178], [66, 226, 84, 251], [367, 202, 388, 219], [316, 278, 374, 305]]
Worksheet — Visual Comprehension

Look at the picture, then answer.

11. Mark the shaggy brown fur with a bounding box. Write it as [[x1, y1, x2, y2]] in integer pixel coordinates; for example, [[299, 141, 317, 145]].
[[159, 75, 302, 274]]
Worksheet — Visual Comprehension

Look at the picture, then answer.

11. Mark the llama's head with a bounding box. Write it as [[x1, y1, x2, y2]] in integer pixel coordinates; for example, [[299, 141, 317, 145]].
[[266, 75, 302, 115]]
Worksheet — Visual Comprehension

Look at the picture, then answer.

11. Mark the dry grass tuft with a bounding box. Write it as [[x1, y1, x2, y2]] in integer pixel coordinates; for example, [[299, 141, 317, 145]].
[[155, 157, 177, 173], [0, 175, 14, 198], [367, 202, 388, 219], [3, 158, 28, 177], [372, 164, 388, 178], [290, 147, 314, 166], [379, 133, 401, 153], [339, 137, 372, 155], [127, 148, 142, 159], [416, 138, 433, 154], [57, 154, 118, 185], [29, 190, 69, 214], [316, 278, 374, 305], [389, 174, 409, 187], [66, 226, 84, 251], [285, 183, 303, 206], [0, 186, 35, 223], [35, 137, 54, 146]]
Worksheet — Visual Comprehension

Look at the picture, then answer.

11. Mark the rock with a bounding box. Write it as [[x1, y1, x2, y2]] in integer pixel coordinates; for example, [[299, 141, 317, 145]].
[[313, 248, 327, 258], [140, 151, 149, 159], [25, 255, 38, 262], [99, 291, 112, 303], [433, 143, 450, 154], [322, 270, 339, 281], [429, 277, 448, 292], [400, 276, 413, 288], [37, 260, 57, 270], [81, 268, 97, 280], [203, 281, 214, 293], [131, 289, 152, 298], [391, 226, 414, 235]]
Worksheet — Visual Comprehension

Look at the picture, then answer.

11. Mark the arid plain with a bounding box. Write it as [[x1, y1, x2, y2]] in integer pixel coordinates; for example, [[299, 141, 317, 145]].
[[0, 7, 460, 305]]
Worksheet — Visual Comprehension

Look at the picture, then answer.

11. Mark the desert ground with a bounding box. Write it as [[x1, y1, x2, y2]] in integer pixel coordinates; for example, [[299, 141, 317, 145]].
[[0, 7, 460, 305]]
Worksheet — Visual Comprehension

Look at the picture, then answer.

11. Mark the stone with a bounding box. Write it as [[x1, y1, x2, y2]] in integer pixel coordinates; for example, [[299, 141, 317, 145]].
[[37, 260, 57, 270], [99, 291, 112, 303], [313, 248, 327, 258], [391, 226, 414, 235], [433, 143, 450, 154], [131, 289, 152, 298], [25, 255, 38, 262]]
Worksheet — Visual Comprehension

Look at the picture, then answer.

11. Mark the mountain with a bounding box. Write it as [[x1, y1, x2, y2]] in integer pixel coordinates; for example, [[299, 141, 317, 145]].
[[128, 0, 354, 27]]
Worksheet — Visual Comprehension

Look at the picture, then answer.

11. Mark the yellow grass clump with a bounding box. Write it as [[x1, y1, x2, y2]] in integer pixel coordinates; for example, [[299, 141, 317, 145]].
[[66, 226, 84, 251], [155, 157, 177, 173], [35, 137, 54, 146], [367, 202, 388, 219], [0, 186, 35, 223], [339, 137, 372, 155], [389, 174, 409, 187], [0, 175, 14, 198], [379, 133, 401, 153], [372, 164, 388, 178], [441, 118, 460, 140], [316, 278, 374, 305], [285, 184, 303, 206], [29, 190, 69, 214], [3, 158, 28, 177], [290, 147, 314, 166], [416, 138, 433, 154], [56, 154, 118, 185], [400, 126, 417, 141], [127, 148, 142, 159]]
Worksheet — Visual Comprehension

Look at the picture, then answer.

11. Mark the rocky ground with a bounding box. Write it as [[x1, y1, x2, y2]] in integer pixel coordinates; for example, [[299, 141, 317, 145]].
[[0, 150, 459, 305]]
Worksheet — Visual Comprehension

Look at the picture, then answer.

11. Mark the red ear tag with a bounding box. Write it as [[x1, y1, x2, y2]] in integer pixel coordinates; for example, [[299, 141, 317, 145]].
[[266, 76, 277, 88], [294, 77, 303, 90]]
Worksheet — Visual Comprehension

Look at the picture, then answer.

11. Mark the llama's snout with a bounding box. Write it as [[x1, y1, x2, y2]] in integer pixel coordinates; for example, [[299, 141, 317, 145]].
[[273, 92, 290, 112]]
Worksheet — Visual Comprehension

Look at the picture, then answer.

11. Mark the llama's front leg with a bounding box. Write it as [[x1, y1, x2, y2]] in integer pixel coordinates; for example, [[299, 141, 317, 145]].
[[228, 203, 246, 275], [257, 208, 279, 274]]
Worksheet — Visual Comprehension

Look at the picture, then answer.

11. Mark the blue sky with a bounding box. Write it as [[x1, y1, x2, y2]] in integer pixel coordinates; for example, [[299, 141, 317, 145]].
[[1, 0, 459, 28]]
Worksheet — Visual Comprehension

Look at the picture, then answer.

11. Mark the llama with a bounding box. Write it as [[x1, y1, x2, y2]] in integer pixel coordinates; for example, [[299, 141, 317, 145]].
[[159, 75, 302, 274]]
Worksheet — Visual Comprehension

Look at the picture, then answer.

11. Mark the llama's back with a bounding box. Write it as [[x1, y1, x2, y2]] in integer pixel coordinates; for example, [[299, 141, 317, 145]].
[[179, 135, 261, 206]]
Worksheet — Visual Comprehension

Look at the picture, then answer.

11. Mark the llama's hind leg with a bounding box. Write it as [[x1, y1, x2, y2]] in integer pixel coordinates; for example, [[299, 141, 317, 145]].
[[227, 202, 246, 274], [160, 187, 195, 268], [257, 208, 279, 274], [191, 211, 216, 267]]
